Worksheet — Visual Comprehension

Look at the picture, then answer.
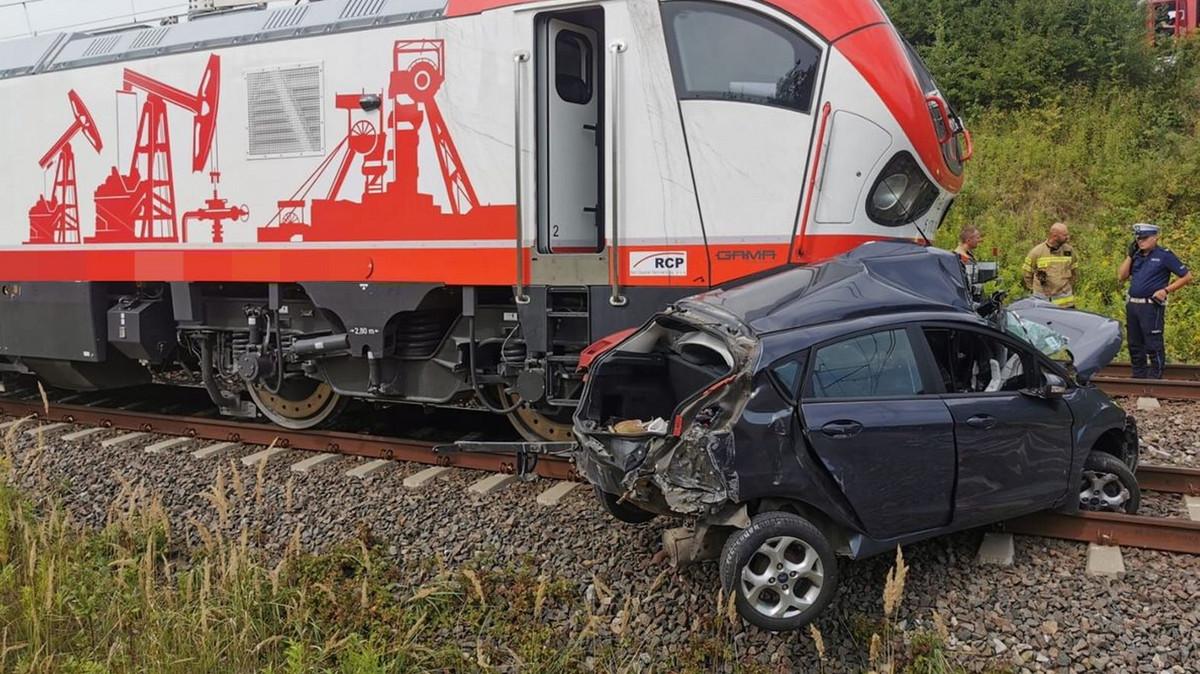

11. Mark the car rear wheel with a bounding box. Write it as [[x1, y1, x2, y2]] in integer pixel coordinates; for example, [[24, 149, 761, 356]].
[[1079, 451, 1140, 514], [719, 511, 838, 632], [593, 486, 657, 524]]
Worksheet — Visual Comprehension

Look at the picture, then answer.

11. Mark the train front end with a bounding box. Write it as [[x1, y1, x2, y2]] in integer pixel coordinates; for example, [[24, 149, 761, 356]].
[[768, 0, 970, 262]]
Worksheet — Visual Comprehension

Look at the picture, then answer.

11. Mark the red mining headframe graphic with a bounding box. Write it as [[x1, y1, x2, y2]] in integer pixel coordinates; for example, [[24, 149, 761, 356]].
[[89, 54, 246, 244], [257, 39, 515, 243], [27, 91, 104, 245]]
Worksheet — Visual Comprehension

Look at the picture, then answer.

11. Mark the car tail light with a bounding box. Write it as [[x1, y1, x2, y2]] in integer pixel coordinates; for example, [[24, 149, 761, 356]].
[[701, 374, 736, 397]]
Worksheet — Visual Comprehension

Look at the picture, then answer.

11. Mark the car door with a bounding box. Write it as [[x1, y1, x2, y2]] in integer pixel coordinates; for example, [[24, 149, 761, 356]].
[[921, 325, 1074, 526], [799, 326, 956, 540]]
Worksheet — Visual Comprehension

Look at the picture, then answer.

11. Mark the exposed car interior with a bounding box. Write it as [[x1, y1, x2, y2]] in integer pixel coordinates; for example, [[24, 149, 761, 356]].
[[924, 328, 1028, 393], [576, 320, 733, 432]]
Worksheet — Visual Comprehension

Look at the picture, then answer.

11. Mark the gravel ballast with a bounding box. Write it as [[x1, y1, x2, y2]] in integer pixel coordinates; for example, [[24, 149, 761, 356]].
[[3, 397, 1198, 672]]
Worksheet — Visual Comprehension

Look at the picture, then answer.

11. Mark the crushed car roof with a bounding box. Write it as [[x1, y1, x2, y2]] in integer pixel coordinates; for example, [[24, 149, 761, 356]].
[[688, 242, 974, 335]]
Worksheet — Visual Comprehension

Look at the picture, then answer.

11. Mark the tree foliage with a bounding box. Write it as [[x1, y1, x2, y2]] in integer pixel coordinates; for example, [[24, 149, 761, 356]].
[[882, 0, 1154, 112]]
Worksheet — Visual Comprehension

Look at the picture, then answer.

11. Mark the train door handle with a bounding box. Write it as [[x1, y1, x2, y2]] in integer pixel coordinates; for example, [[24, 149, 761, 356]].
[[966, 414, 998, 430], [820, 420, 863, 438]]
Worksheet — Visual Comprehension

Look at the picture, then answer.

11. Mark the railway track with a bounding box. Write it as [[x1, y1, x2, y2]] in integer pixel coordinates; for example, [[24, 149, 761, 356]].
[[1093, 362, 1200, 400], [0, 388, 579, 481], [1003, 464, 1200, 555], [3, 380, 1199, 554]]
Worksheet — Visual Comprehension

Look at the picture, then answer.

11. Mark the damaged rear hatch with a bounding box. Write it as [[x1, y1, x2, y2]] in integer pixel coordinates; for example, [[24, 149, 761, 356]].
[[572, 300, 760, 516]]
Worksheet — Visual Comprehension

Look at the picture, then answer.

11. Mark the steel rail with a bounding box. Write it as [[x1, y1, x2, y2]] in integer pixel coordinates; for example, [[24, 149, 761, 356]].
[[1099, 363, 1200, 381], [1091, 376, 1200, 401], [1002, 464, 1200, 554], [1135, 464, 1200, 496], [1002, 511, 1200, 555], [0, 397, 579, 481]]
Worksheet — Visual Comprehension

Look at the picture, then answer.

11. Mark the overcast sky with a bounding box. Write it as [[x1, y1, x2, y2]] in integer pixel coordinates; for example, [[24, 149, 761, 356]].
[[1, 0, 197, 41]]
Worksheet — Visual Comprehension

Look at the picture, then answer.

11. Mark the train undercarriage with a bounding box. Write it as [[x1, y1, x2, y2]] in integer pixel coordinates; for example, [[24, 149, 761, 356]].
[[0, 280, 689, 441]]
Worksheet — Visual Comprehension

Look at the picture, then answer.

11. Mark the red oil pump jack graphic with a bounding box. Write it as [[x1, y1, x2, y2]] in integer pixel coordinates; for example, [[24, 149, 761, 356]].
[[257, 39, 513, 243], [26, 91, 103, 245], [90, 54, 246, 244]]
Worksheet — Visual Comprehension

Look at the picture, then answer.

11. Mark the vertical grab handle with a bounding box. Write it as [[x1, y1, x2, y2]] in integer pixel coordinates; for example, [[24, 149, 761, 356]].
[[608, 40, 628, 307], [513, 50, 531, 305]]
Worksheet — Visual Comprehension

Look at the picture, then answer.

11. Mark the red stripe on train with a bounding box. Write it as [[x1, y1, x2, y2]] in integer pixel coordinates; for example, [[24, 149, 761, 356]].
[[0, 235, 917, 285]]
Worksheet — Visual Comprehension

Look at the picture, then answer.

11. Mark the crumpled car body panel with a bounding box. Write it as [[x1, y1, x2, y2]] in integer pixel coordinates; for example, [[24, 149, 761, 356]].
[[573, 243, 1133, 559], [1005, 297, 1122, 382]]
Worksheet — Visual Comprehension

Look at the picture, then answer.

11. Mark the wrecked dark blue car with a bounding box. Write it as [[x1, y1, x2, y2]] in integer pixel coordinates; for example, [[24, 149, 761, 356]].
[[573, 242, 1138, 632]]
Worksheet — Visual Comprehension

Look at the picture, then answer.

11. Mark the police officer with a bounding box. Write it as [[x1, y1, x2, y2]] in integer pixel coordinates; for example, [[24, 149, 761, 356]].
[[1022, 222, 1077, 307], [1118, 223, 1193, 379]]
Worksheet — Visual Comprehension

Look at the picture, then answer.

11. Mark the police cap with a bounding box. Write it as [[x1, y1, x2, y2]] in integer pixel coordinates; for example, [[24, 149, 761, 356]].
[[1132, 223, 1160, 237]]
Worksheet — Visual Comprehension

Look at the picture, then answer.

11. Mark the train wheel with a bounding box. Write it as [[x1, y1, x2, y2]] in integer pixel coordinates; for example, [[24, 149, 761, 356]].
[[247, 379, 344, 430], [503, 392, 575, 443]]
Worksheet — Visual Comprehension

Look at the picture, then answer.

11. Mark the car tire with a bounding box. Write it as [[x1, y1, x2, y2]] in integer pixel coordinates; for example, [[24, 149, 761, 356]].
[[593, 486, 657, 524], [719, 511, 839, 632], [1080, 451, 1140, 514]]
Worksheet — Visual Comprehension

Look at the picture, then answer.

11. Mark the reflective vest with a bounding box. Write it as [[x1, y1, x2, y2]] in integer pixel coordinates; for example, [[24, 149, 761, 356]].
[[1022, 241, 1076, 307]]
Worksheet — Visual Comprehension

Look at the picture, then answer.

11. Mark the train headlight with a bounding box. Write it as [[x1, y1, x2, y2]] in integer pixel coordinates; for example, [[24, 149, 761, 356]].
[[866, 152, 938, 227]]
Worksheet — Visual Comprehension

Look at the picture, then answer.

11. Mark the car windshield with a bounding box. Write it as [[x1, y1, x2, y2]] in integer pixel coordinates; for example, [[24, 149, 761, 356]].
[[1000, 308, 1069, 358]]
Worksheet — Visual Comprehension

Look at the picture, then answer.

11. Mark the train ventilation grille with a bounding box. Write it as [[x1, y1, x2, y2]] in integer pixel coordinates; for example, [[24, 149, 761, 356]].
[[246, 64, 325, 157], [263, 5, 310, 31], [129, 28, 170, 51], [340, 0, 386, 20], [82, 35, 121, 58]]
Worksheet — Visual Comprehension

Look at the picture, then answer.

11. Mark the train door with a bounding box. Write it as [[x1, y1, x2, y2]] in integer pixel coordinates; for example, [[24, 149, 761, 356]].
[[535, 10, 606, 266]]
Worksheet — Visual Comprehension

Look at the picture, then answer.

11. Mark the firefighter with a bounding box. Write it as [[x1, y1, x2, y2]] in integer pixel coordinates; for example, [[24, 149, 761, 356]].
[[1022, 222, 1077, 307], [953, 226, 982, 263], [1118, 223, 1193, 379]]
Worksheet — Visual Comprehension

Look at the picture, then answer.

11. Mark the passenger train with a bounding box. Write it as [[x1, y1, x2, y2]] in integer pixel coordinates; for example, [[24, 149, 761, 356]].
[[0, 0, 969, 440]]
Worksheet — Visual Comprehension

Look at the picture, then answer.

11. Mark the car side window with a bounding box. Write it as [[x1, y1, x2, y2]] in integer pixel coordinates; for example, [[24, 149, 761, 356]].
[[769, 351, 808, 401], [808, 329, 924, 399], [923, 328, 1032, 394]]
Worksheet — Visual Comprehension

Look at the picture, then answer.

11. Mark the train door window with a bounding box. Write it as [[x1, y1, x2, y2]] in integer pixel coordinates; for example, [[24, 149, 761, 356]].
[[555, 31, 593, 105], [536, 9, 605, 254], [661, 0, 821, 112]]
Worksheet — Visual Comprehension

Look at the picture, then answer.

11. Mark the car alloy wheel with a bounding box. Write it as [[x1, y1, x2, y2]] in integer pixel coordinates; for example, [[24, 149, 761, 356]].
[[1079, 451, 1140, 514], [720, 511, 839, 632]]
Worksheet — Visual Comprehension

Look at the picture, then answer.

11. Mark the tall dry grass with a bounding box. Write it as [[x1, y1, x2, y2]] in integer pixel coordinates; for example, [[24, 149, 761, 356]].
[[0, 426, 756, 673]]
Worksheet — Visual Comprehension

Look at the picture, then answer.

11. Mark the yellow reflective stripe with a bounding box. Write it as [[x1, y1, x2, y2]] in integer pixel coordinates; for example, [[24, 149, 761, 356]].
[[1051, 295, 1075, 306], [1036, 256, 1072, 267], [1022, 257, 1035, 271]]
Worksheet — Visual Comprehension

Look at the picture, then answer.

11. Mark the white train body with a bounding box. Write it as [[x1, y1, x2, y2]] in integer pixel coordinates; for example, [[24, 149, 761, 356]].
[[0, 0, 970, 438]]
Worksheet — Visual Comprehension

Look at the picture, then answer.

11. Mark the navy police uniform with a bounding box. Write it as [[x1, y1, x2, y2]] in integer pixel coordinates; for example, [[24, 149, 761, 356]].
[[1127, 226, 1189, 379]]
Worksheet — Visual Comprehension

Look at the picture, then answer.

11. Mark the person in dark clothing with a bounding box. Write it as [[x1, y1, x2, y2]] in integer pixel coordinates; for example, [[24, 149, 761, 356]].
[[1117, 223, 1193, 379]]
